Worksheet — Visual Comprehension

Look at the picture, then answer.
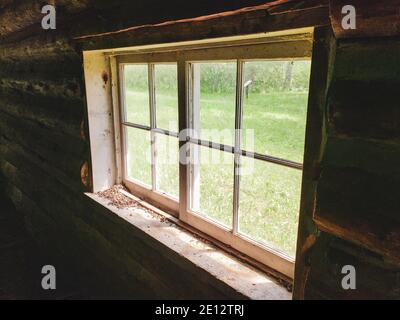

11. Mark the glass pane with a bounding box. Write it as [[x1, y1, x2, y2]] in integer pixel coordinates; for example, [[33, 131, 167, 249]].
[[155, 133, 179, 198], [124, 64, 150, 126], [155, 64, 178, 132], [125, 126, 152, 186], [190, 144, 234, 228], [242, 60, 311, 163], [239, 157, 302, 257], [192, 62, 236, 146]]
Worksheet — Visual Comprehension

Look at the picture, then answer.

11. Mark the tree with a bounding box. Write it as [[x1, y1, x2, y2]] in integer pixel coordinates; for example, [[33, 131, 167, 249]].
[[283, 60, 294, 91]]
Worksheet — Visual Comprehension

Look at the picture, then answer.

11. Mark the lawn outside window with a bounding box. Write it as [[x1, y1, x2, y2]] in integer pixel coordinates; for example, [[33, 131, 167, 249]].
[[115, 32, 313, 279]]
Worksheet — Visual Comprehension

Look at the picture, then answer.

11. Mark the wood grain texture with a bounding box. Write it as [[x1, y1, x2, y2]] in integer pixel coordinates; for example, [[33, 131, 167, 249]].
[[76, 1, 329, 50], [329, 0, 400, 38], [292, 26, 335, 300]]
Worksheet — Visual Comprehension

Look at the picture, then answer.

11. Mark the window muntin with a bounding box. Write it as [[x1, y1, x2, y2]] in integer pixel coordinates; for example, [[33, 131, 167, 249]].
[[117, 38, 312, 277]]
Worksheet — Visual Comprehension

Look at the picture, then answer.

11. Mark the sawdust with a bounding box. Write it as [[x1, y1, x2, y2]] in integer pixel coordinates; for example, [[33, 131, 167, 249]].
[[96, 185, 173, 225], [97, 185, 139, 209]]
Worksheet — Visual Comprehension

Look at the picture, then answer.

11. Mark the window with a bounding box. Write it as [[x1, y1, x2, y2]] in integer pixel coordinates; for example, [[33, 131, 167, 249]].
[[117, 35, 312, 278], [121, 63, 180, 211]]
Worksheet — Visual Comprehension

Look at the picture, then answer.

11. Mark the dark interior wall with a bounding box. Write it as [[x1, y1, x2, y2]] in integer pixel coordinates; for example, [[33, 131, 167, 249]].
[[304, 34, 400, 299], [0, 0, 276, 299], [0, 0, 399, 299]]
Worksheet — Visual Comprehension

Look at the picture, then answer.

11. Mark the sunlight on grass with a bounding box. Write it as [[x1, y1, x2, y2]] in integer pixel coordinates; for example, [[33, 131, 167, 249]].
[[242, 92, 308, 162], [155, 64, 179, 132], [239, 158, 302, 256], [190, 145, 234, 227], [198, 63, 236, 146], [125, 127, 152, 186], [156, 134, 179, 198], [124, 65, 149, 125]]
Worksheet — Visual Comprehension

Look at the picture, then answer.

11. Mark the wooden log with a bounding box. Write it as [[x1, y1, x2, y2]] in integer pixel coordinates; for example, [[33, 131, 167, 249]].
[[329, 0, 400, 38], [305, 233, 400, 299], [292, 26, 335, 299], [0, 109, 85, 156], [0, 78, 82, 100], [314, 166, 400, 262], [327, 79, 400, 140], [0, 34, 80, 60], [0, 56, 83, 81], [0, 112, 87, 177], [322, 136, 400, 177], [0, 83, 83, 117], [0, 138, 84, 194], [0, 92, 82, 139], [314, 213, 400, 263], [76, 1, 329, 51], [3, 182, 55, 238], [0, 0, 91, 38], [334, 38, 400, 82]]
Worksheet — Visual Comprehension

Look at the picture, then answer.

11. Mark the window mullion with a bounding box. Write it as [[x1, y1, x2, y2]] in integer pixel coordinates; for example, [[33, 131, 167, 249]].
[[233, 60, 244, 235], [148, 63, 157, 191], [189, 63, 201, 212], [177, 59, 189, 220]]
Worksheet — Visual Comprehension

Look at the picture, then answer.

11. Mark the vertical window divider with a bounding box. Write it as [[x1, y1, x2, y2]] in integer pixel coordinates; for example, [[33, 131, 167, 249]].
[[233, 60, 244, 235], [177, 58, 189, 220], [118, 63, 128, 181], [148, 63, 157, 191], [189, 63, 201, 213]]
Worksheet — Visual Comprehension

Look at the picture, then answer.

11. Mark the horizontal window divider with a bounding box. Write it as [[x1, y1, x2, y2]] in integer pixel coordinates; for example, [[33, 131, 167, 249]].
[[249, 152, 303, 170], [122, 123, 179, 138], [152, 128, 179, 138], [122, 122, 151, 131], [187, 137, 302, 170], [188, 137, 235, 153]]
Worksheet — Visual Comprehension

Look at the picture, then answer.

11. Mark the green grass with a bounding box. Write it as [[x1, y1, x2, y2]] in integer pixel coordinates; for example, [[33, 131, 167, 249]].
[[125, 88, 308, 257]]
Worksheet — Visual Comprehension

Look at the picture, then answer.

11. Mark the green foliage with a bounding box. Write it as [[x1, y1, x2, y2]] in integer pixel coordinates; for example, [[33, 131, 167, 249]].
[[124, 64, 178, 92], [200, 63, 236, 94], [124, 65, 148, 91], [244, 60, 310, 93], [124, 61, 311, 94]]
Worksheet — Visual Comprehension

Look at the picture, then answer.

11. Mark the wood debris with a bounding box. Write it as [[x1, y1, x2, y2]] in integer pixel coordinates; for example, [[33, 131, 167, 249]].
[[97, 185, 139, 209], [96, 185, 172, 225]]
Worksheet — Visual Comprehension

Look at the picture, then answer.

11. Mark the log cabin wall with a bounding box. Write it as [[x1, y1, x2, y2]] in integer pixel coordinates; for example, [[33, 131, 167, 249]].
[[300, 1, 400, 299], [0, 0, 399, 299], [304, 40, 400, 299]]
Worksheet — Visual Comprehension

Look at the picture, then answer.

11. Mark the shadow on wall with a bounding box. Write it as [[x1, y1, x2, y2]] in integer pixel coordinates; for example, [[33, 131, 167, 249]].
[[0, 185, 89, 299]]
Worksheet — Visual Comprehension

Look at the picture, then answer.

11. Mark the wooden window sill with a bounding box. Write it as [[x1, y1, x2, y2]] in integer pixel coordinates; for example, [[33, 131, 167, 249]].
[[85, 192, 291, 300]]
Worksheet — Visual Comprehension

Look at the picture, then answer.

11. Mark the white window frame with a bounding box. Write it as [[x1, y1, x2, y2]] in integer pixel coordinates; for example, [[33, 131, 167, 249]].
[[114, 34, 313, 279]]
